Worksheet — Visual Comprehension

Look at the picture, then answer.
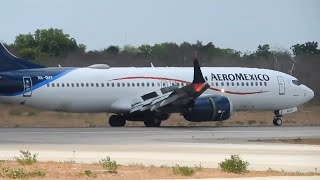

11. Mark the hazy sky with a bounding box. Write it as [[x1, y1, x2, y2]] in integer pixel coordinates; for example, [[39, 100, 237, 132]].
[[1, 0, 319, 52]]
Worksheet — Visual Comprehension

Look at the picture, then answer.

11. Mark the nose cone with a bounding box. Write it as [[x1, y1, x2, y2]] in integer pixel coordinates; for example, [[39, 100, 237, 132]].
[[305, 87, 314, 102]]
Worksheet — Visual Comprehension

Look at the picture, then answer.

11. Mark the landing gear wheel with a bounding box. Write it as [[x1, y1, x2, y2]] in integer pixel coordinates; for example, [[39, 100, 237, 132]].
[[109, 115, 126, 127], [273, 118, 282, 126], [144, 118, 161, 127]]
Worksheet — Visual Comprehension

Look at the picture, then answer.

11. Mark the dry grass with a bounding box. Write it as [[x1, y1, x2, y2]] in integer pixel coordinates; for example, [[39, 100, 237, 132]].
[[0, 104, 319, 128], [0, 160, 318, 180]]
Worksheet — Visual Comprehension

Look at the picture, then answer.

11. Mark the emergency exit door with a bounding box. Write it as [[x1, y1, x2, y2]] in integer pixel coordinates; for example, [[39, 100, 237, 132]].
[[277, 76, 285, 95]]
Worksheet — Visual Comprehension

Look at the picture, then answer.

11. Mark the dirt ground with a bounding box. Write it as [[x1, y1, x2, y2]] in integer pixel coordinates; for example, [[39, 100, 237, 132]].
[[249, 138, 320, 145], [0, 161, 318, 180], [0, 104, 319, 128]]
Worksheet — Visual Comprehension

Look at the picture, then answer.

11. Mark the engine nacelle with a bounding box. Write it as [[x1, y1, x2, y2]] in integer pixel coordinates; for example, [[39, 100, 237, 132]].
[[182, 95, 233, 122]]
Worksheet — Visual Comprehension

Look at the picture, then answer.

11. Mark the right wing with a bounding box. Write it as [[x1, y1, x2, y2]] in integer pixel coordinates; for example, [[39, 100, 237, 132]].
[[130, 59, 210, 113]]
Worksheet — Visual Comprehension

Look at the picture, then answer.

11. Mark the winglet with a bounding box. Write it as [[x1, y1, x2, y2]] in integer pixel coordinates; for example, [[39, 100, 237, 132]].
[[192, 59, 206, 84]]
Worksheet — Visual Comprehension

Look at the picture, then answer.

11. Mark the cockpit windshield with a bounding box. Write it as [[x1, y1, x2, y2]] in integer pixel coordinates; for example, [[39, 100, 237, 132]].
[[292, 80, 301, 86]]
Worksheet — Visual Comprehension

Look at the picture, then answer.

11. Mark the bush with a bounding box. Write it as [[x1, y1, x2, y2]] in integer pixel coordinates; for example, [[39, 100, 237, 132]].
[[84, 170, 97, 178], [29, 170, 46, 177], [15, 150, 38, 165], [100, 156, 118, 173], [219, 155, 249, 174], [2, 167, 27, 179], [172, 165, 195, 176]]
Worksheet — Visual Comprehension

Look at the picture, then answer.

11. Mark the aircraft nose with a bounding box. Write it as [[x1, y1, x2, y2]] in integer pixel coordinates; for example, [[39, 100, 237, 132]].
[[305, 87, 314, 101]]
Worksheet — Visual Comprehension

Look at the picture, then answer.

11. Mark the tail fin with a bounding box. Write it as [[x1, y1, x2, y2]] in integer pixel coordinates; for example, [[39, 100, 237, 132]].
[[192, 58, 206, 84], [0, 43, 44, 72]]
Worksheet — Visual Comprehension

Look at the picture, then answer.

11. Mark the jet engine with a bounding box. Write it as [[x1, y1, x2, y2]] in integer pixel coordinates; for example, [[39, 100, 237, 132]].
[[182, 95, 233, 122]]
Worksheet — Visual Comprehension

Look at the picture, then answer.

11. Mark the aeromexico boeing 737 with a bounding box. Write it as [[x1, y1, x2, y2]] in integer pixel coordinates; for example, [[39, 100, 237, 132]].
[[0, 43, 314, 127]]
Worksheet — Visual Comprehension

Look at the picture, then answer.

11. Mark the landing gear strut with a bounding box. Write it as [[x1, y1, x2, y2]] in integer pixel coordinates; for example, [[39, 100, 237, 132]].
[[109, 115, 126, 127], [273, 110, 283, 126]]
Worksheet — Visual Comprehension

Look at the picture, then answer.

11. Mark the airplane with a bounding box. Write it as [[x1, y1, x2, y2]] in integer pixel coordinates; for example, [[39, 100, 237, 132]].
[[0, 43, 314, 127]]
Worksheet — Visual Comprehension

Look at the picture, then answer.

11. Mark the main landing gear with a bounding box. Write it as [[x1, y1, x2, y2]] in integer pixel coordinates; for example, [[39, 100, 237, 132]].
[[273, 110, 283, 126], [144, 118, 161, 127], [109, 115, 126, 127]]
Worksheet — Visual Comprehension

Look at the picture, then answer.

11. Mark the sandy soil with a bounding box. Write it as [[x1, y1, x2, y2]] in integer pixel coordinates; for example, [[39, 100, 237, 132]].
[[0, 161, 318, 180], [0, 104, 319, 128]]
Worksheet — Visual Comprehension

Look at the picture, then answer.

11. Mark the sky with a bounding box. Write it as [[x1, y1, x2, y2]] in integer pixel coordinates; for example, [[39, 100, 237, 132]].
[[1, 0, 319, 53]]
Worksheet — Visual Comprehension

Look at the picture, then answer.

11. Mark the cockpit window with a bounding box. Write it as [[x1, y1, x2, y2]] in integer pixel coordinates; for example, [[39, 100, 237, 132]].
[[292, 80, 301, 86]]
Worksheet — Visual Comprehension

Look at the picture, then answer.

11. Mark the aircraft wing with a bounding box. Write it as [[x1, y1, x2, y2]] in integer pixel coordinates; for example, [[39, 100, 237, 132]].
[[130, 59, 210, 113]]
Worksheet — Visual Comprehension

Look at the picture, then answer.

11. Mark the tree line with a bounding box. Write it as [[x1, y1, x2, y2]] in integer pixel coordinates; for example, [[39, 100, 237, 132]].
[[6, 28, 320, 63]]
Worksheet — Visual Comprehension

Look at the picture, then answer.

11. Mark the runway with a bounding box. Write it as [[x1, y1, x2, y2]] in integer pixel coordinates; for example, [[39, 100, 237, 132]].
[[0, 127, 319, 173]]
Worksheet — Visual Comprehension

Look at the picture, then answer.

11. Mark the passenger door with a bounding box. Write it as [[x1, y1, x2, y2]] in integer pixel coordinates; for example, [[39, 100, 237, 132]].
[[277, 76, 285, 95], [23, 76, 32, 97]]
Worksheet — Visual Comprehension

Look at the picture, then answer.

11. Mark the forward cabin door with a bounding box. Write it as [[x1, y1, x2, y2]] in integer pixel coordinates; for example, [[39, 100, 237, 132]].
[[277, 76, 285, 95], [23, 76, 32, 97]]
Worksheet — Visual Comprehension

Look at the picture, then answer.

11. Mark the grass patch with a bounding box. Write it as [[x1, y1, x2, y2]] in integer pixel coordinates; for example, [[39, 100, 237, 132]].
[[172, 165, 195, 176], [15, 150, 38, 165], [27, 111, 38, 116], [100, 156, 118, 173], [219, 155, 249, 174], [248, 120, 257, 125], [1, 167, 46, 179], [2, 167, 27, 179], [8, 110, 23, 116], [84, 170, 97, 178]]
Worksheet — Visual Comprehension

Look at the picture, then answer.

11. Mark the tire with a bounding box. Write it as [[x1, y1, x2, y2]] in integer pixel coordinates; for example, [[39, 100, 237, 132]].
[[144, 118, 161, 127], [273, 118, 282, 126], [109, 115, 126, 127]]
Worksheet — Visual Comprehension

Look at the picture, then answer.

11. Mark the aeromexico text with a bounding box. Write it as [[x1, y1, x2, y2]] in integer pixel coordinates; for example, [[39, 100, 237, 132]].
[[211, 73, 270, 81]]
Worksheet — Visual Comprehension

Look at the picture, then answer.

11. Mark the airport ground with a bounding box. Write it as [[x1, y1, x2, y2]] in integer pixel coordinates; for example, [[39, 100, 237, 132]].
[[0, 104, 319, 179], [0, 104, 319, 128]]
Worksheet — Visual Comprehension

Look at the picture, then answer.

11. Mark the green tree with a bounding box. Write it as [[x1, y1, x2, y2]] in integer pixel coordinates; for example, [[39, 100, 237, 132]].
[[256, 44, 270, 57], [104, 45, 120, 55], [12, 28, 85, 59], [291, 41, 320, 56]]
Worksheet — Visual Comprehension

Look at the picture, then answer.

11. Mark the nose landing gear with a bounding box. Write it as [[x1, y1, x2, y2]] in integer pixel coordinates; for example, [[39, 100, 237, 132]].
[[273, 110, 283, 126]]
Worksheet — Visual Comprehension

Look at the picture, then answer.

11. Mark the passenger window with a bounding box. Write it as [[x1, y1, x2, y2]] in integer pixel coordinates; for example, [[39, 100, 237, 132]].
[[141, 83, 145, 87], [255, 82, 258, 86], [226, 82, 229, 86], [117, 83, 120, 87], [101, 83, 104, 87], [231, 82, 234, 86], [66, 83, 69, 87], [147, 82, 150, 87], [47, 84, 49, 87], [86, 83, 89, 87], [264, 82, 267, 86], [246, 82, 249, 86], [221, 82, 224, 86], [241, 82, 244, 86], [81, 83, 84, 87], [52, 83, 55, 87], [237, 82, 239, 86], [137, 83, 140, 87], [57, 83, 60, 87], [106, 83, 109, 87], [216, 82, 219, 86], [76, 83, 79, 87], [132, 83, 135, 87], [71, 83, 74, 87], [127, 83, 130, 87], [122, 83, 125, 87], [111, 83, 114, 87], [96, 83, 99, 87], [152, 83, 155, 87], [157, 82, 160, 87], [260, 82, 263, 86], [251, 82, 254, 86]]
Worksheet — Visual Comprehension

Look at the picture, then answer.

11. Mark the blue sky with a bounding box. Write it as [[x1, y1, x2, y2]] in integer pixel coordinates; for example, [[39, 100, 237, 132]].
[[1, 0, 319, 52]]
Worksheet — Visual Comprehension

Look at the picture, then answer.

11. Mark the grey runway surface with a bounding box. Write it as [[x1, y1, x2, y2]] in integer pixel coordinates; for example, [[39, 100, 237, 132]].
[[0, 127, 319, 173], [0, 126, 320, 145]]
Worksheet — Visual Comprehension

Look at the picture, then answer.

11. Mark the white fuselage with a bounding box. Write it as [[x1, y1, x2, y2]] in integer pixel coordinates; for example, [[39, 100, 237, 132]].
[[0, 67, 314, 113]]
